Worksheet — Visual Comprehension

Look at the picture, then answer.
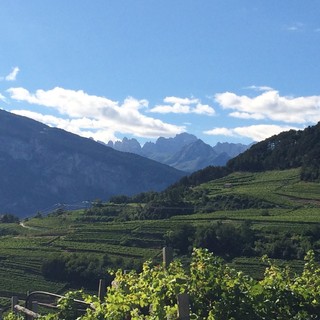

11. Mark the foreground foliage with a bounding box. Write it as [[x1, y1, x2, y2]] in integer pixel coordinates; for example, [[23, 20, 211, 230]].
[[5, 248, 320, 319]]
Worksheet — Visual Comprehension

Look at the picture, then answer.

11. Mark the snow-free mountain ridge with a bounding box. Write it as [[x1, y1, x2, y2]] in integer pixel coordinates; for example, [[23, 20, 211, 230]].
[[0, 110, 185, 217], [107, 133, 249, 172]]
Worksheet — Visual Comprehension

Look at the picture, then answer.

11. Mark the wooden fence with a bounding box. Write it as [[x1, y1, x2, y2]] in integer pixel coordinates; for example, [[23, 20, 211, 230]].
[[0, 247, 190, 320], [0, 291, 94, 320]]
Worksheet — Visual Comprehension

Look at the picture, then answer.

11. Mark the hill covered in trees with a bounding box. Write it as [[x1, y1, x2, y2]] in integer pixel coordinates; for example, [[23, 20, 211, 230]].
[[106, 122, 320, 224], [160, 122, 320, 197], [227, 122, 320, 181]]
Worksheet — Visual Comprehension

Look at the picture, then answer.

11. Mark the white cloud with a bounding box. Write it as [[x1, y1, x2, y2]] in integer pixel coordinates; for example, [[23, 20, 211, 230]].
[[229, 111, 265, 120], [5, 67, 20, 81], [164, 97, 199, 105], [8, 87, 185, 141], [150, 96, 215, 115], [204, 124, 301, 142], [0, 93, 6, 102], [287, 26, 299, 31], [12, 109, 119, 142], [285, 22, 304, 32], [215, 90, 320, 124], [7, 87, 117, 118], [194, 103, 215, 115], [244, 85, 273, 92], [151, 104, 191, 114], [204, 127, 235, 137]]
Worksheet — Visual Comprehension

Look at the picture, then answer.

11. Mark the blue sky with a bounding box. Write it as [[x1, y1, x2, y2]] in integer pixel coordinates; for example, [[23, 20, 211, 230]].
[[1, 1, 320, 146]]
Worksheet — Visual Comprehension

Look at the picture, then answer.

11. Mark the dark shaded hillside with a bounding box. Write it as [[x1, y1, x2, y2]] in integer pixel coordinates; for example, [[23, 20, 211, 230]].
[[0, 110, 185, 216], [227, 123, 320, 181]]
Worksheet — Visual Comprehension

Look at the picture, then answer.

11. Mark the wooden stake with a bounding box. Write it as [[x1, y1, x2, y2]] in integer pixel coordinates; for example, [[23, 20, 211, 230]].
[[163, 247, 173, 268], [98, 279, 106, 301], [32, 301, 39, 314], [177, 293, 190, 320], [11, 296, 18, 314]]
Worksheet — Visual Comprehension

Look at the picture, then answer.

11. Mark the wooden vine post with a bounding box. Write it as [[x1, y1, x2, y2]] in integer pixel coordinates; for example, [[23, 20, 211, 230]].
[[177, 293, 190, 320], [11, 296, 18, 313], [10, 296, 40, 319], [98, 278, 106, 301], [162, 247, 190, 319], [163, 246, 173, 268]]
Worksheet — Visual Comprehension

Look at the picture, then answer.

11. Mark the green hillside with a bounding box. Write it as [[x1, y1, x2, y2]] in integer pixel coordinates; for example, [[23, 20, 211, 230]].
[[227, 122, 320, 181], [1, 167, 320, 311]]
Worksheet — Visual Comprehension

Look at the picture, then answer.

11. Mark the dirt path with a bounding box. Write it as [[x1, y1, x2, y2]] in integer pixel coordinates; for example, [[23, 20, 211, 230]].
[[19, 222, 41, 231]]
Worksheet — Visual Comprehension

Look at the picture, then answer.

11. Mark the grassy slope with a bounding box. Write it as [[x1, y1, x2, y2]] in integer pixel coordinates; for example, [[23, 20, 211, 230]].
[[1, 168, 320, 308]]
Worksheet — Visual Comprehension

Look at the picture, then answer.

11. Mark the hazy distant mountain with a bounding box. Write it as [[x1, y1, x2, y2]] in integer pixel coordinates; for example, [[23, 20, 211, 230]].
[[165, 139, 218, 172], [0, 110, 185, 217], [108, 133, 249, 172], [107, 137, 142, 154], [212, 142, 250, 158], [141, 133, 198, 162]]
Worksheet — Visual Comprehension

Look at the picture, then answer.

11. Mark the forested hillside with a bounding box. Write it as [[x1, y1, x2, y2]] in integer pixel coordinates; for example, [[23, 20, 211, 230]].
[[124, 122, 320, 206], [227, 122, 320, 181]]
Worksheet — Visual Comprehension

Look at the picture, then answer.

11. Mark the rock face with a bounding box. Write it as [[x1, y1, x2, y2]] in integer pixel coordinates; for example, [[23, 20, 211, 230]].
[[0, 110, 185, 217], [165, 139, 219, 172], [108, 133, 249, 172]]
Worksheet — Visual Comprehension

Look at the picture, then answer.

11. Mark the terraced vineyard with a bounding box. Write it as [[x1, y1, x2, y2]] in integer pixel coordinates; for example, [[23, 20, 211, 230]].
[[1, 168, 320, 310]]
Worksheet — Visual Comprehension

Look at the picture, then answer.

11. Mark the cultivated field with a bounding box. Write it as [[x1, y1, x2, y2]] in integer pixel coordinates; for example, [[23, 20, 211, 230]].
[[1, 168, 320, 309]]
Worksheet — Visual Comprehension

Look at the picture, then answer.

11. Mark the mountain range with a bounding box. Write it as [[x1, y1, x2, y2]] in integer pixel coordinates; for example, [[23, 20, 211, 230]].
[[1, 106, 319, 221], [0, 110, 185, 217], [106, 133, 249, 172]]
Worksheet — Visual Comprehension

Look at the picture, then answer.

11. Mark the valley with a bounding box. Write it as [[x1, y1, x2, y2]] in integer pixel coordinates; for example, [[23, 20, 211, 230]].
[[1, 167, 320, 311]]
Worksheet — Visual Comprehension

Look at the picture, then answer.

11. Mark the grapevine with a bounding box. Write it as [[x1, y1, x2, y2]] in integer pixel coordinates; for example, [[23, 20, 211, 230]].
[[4, 248, 320, 319]]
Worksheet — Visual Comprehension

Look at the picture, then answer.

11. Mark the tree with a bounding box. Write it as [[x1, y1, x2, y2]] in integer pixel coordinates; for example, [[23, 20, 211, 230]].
[[164, 224, 195, 254], [0, 213, 19, 223]]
